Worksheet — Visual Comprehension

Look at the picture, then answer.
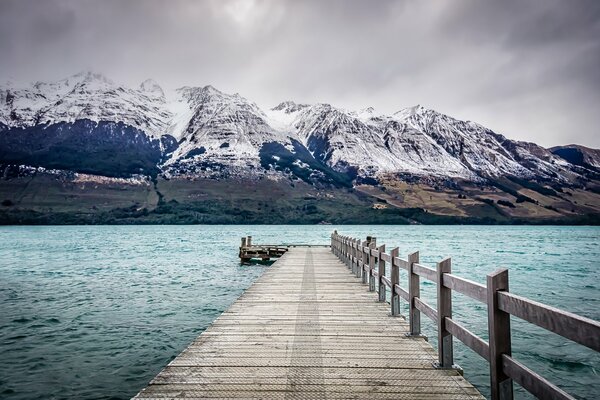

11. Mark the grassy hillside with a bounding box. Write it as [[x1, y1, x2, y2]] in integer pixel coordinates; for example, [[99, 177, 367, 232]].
[[1, 170, 599, 224]]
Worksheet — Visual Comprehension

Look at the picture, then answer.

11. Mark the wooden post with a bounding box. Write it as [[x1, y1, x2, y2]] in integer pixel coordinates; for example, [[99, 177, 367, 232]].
[[359, 241, 367, 279], [436, 257, 453, 368], [352, 238, 358, 271], [379, 247, 391, 302], [371, 245, 385, 291], [407, 251, 421, 336], [487, 269, 513, 400], [347, 237, 351, 268], [364, 242, 375, 284], [390, 247, 400, 314]]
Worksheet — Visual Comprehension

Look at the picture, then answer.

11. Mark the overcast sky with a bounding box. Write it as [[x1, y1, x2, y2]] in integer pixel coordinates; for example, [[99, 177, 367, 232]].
[[1, 0, 599, 148]]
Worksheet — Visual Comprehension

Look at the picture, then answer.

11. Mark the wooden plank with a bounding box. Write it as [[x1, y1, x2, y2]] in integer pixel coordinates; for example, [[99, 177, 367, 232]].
[[413, 262, 438, 283], [393, 256, 409, 271], [443, 273, 487, 303], [501, 355, 574, 400], [415, 297, 437, 322], [394, 283, 409, 301], [497, 291, 600, 352], [445, 318, 490, 362], [381, 275, 392, 288]]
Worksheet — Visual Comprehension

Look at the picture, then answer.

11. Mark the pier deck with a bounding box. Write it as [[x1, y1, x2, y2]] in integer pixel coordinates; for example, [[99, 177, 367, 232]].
[[134, 246, 483, 399]]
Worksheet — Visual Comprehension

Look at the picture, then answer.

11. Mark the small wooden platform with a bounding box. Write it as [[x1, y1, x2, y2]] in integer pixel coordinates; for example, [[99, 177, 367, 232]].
[[133, 246, 483, 399], [238, 236, 289, 262]]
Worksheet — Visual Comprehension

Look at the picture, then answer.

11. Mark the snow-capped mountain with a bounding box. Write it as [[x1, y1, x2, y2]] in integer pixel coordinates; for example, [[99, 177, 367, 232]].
[[0, 72, 594, 186]]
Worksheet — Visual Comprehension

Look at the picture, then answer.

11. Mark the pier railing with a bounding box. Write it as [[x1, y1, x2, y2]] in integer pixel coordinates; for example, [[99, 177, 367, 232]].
[[330, 231, 600, 400]]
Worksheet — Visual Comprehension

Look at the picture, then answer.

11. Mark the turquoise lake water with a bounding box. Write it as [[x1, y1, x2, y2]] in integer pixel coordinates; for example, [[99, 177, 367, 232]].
[[0, 225, 598, 399]]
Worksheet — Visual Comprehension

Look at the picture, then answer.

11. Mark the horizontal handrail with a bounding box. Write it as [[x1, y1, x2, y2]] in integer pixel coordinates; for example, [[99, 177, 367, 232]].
[[413, 262, 437, 282], [394, 284, 409, 301], [415, 297, 437, 322], [330, 231, 600, 400], [445, 317, 490, 361], [502, 354, 574, 400], [393, 256, 409, 270], [381, 275, 392, 288], [443, 273, 487, 303], [498, 292, 600, 352]]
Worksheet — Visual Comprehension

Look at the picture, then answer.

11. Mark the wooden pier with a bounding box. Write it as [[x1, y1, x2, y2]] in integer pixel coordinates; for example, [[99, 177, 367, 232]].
[[238, 236, 289, 262], [134, 232, 600, 400]]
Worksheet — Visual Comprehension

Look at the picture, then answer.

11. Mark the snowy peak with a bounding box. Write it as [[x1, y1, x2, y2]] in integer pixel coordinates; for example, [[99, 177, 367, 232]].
[[0, 72, 595, 186], [139, 79, 165, 100], [272, 101, 310, 113]]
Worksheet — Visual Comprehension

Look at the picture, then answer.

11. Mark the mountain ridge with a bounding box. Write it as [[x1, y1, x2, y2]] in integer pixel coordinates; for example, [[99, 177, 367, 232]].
[[1, 72, 599, 224]]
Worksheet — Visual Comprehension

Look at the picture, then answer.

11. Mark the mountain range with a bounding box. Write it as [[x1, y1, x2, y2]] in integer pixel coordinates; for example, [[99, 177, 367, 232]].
[[1, 72, 599, 224]]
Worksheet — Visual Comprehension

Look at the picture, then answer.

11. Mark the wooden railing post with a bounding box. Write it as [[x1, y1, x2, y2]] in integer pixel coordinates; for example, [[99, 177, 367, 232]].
[[377, 245, 394, 302], [358, 241, 367, 279], [371, 245, 385, 291], [407, 251, 421, 336], [487, 269, 513, 400], [436, 257, 454, 368], [364, 242, 375, 284], [347, 237, 352, 269], [331, 231, 335, 251], [350, 239, 355, 271], [352, 240, 362, 274], [390, 247, 400, 315], [350, 239, 358, 271]]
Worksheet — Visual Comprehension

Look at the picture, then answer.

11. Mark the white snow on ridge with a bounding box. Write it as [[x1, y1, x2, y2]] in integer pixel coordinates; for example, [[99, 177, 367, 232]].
[[0, 72, 583, 183]]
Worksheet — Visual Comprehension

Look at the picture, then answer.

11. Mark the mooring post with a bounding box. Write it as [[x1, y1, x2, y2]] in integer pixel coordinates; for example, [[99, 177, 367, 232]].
[[390, 247, 400, 314], [436, 257, 454, 368], [487, 269, 513, 400], [407, 251, 421, 336]]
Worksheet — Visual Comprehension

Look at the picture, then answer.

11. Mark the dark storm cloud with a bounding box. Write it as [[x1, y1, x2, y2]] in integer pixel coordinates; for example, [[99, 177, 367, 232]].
[[1, 0, 599, 147]]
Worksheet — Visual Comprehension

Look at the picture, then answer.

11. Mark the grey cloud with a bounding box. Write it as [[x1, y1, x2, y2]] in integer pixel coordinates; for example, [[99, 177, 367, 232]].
[[0, 0, 598, 147]]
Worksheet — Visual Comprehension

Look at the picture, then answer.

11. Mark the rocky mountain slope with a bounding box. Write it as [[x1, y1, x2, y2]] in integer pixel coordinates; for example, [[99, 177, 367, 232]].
[[0, 72, 598, 224]]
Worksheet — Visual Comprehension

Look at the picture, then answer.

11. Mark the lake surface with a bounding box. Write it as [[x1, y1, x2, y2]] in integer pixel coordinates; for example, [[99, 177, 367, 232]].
[[0, 225, 598, 399]]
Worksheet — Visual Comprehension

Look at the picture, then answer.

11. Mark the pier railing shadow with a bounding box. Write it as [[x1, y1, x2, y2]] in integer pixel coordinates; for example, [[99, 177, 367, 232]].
[[331, 231, 600, 400]]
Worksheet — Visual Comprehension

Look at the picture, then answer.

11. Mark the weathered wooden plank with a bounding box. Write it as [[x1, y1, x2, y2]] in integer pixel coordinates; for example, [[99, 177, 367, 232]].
[[445, 318, 490, 362], [442, 273, 487, 303], [413, 262, 438, 283], [497, 291, 600, 352], [501, 354, 574, 400], [415, 297, 437, 322]]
